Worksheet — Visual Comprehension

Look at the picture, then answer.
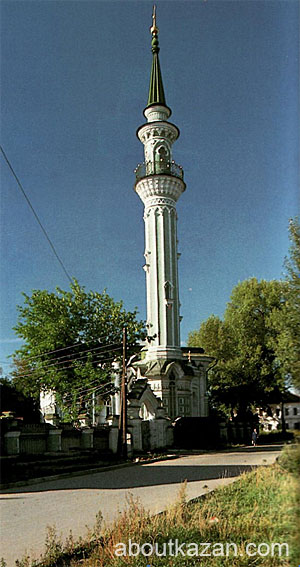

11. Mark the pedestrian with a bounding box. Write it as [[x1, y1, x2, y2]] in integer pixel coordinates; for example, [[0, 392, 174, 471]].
[[252, 428, 258, 446]]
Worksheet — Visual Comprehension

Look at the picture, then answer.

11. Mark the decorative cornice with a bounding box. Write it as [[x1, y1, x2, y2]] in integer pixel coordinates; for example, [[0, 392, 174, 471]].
[[135, 174, 185, 204], [144, 196, 176, 209], [137, 121, 179, 144]]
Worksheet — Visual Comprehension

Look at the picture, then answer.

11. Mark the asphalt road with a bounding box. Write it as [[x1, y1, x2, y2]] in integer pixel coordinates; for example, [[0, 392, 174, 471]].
[[0, 445, 281, 566]]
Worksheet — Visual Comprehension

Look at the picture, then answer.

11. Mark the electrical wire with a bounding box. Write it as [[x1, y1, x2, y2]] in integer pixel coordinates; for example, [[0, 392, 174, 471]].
[[61, 382, 117, 402], [12, 349, 122, 380], [0, 145, 73, 284], [38, 348, 122, 373], [61, 387, 117, 412], [61, 377, 116, 399], [12, 330, 127, 362], [47, 381, 118, 408], [15, 342, 122, 373]]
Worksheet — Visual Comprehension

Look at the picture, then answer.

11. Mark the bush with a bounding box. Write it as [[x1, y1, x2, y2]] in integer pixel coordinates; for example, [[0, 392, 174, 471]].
[[277, 443, 300, 476]]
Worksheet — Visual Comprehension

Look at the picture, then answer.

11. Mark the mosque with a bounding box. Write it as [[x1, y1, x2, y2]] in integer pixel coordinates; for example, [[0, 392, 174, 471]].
[[128, 7, 214, 423], [41, 8, 214, 451]]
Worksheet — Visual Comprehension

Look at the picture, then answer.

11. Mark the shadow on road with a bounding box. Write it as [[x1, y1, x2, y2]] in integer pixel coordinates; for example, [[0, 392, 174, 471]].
[[0, 463, 260, 494]]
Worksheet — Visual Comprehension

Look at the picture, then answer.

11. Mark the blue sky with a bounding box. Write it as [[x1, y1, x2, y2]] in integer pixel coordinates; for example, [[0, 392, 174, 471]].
[[1, 0, 299, 374]]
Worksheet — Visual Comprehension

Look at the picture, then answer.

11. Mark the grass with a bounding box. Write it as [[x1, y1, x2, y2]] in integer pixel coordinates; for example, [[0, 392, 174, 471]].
[[12, 443, 300, 567]]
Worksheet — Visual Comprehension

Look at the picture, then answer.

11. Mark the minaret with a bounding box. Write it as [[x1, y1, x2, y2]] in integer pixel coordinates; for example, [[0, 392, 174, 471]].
[[134, 7, 186, 362]]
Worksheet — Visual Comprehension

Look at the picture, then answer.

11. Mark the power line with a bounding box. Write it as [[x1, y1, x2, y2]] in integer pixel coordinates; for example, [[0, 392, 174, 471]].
[[12, 348, 122, 380], [33, 345, 122, 373], [61, 376, 116, 399], [61, 381, 117, 402], [61, 387, 117, 411], [12, 331, 126, 362], [0, 145, 73, 284], [15, 342, 122, 372], [13, 342, 122, 372]]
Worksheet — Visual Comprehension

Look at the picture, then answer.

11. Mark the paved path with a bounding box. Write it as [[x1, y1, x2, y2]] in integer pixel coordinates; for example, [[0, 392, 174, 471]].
[[0, 446, 281, 566]]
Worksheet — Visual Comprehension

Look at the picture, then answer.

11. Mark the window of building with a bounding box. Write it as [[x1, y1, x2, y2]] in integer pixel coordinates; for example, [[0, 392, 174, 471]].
[[184, 397, 190, 417], [178, 396, 184, 413], [169, 376, 176, 419], [285, 408, 289, 416], [177, 396, 191, 417], [293, 407, 298, 416]]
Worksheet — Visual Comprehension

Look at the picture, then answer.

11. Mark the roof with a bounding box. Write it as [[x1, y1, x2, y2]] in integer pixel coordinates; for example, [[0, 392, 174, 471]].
[[146, 8, 167, 108], [182, 346, 205, 355], [269, 391, 300, 404], [147, 43, 166, 107], [283, 391, 300, 403]]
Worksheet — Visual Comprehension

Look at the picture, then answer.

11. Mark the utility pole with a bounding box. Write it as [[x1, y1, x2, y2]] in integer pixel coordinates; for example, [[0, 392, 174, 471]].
[[281, 399, 286, 434], [118, 327, 127, 459]]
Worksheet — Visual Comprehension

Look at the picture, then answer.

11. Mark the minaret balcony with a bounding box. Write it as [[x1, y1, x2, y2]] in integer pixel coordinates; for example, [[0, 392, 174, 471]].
[[134, 160, 184, 183]]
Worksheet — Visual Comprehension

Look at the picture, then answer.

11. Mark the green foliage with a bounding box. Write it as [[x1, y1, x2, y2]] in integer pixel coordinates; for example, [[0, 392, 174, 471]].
[[270, 218, 300, 388], [188, 278, 288, 417], [189, 219, 300, 415], [12, 279, 146, 420]]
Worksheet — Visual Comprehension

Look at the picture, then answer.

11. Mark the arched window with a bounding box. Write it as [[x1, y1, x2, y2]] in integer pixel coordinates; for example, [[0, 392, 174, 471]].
[[154, 145, 170, 173], [164, 280, 173, 300]]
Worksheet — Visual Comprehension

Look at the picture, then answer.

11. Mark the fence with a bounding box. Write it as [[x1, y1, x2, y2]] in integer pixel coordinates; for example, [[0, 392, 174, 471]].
[[173, 417, 252, 449], [2, 421, 110, 456]]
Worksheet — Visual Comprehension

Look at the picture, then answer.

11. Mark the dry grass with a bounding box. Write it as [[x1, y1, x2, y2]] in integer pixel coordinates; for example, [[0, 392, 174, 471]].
[[14, 445, 300, 567], [75, 456, 299, 567]]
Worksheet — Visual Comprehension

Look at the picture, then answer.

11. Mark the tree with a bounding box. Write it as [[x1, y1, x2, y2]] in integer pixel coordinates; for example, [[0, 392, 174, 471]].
[[270, 218, 300, 389], [188, 278, 288, 418], [12, 280, 146, 420]]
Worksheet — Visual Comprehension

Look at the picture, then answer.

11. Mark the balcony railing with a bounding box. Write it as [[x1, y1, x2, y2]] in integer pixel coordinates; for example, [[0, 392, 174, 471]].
[[134, 160, 184, 182]]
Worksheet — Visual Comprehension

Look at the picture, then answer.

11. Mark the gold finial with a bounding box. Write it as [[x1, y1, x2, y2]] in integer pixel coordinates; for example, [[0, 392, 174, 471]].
[[150, 4, 159, 35]]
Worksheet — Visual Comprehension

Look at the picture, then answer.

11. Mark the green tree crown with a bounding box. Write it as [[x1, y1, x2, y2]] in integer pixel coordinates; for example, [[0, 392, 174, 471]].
[[12, 279, 146, 420]]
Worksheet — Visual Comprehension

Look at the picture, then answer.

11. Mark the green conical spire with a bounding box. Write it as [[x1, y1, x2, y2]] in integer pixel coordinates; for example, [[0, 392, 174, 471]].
[[147, 6, 166, 107]]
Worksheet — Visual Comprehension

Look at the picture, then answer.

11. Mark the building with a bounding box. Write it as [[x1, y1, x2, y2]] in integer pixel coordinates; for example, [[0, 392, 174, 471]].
[[132, 8, 214, 420], [259, 391, 300, 432], [40, 9, 213, 443]]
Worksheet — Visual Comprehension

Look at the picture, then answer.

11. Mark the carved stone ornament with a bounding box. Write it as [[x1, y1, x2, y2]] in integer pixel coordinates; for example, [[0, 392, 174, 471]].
[[136, 175, 185, 203], [138, 122, 179, 145], [145, 197, 176, 209]]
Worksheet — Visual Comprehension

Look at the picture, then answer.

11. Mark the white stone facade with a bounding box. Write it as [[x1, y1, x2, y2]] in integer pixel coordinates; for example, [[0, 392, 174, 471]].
[[132, 31, 213, 421], [135, 104, 185, 362], [134, 350, 211, 420]]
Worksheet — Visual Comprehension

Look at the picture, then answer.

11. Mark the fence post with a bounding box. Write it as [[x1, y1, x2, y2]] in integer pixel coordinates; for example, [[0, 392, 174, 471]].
[[81, 428, 94, 449], [4, 431, 21, 455], [47, 429, 62, 452]]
